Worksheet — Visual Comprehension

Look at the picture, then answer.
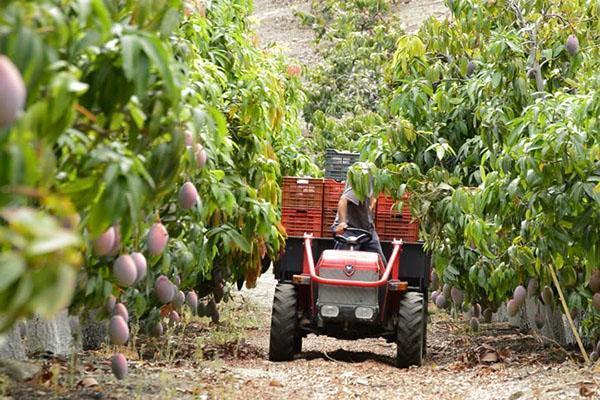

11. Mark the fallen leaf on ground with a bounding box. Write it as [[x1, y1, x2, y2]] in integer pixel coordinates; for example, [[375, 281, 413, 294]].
[[578, 382, 597, 397], [269, 379, 284, 387], [480, 350, 499, 363], [77, 377, 98, 387]]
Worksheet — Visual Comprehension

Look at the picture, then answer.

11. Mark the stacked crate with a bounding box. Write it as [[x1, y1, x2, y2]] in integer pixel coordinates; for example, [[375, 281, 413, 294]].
[[375, 194, 419, 242], [281, 177, 324, 237], [324, 149, 360, 181], [279, 174, 419, 241], [321, 179, 345, 237]]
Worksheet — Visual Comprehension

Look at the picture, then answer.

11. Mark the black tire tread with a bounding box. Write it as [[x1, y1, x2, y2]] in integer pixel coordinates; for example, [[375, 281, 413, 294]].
[[396, 292, 425, 368], [294, 334, 302, 353], [269, 283, 297, 361], [423, 296, 429, 356]]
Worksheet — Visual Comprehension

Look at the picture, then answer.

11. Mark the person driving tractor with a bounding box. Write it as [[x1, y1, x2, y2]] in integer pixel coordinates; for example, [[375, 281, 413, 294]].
[[331, 177, 387, 264]]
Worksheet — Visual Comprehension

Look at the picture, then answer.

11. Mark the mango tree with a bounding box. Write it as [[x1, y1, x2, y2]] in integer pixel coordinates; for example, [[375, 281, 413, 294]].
[[351, 0, 599, 342], [0, 0, 315, 335]]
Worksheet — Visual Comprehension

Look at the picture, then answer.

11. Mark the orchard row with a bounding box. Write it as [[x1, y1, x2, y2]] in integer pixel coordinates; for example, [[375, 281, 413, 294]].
[[0, 0, 315, 379]]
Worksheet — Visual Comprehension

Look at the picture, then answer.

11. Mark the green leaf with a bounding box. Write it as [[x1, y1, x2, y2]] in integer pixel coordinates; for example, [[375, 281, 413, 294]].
[[121, 34, 150, 99], [127, 101, 147, 129], [211, 170, 226, 181], [436, 145, 445, 161], [137, 33, 178, 101], [27, 231, 81, 256], [134, 293, 147, 317], [446, 264, 460, 276], [29, 264, 77, 316], [0, 252, 25, 291], [477, 267, 487, 289], [492, 72, 502, 88], [541, 49, 553, 61], [160, 7, 180, 36], [59, 176, 97, 195], [226, 229, 251, 253]]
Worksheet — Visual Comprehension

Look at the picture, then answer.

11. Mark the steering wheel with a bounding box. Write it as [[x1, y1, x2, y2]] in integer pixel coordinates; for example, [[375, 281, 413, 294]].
[[334, 227, 373, 246]]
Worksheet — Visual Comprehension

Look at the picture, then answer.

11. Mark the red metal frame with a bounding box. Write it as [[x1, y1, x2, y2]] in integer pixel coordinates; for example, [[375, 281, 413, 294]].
[[301, 234, 403, 287]]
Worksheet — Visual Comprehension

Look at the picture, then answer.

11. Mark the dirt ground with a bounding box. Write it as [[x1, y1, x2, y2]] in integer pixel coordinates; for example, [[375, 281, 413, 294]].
[[251, 0, 450, 65], [6, 269, 599, 400], [252, 0, 319, 65]]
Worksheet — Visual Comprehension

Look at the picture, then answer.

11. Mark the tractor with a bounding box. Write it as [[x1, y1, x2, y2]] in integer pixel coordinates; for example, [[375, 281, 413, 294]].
[[268, 228, 430, 367]]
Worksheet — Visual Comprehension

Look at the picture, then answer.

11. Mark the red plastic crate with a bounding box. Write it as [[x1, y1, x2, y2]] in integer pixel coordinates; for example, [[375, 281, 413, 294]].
[[321, 208, 338, 237], [282, 208, 322, 237], [323, 179, 345, 210], [321, 179, 345, 237], [375, 213, 419, 242], [282, 177, 324, 210], [376, 194, 412, 217]]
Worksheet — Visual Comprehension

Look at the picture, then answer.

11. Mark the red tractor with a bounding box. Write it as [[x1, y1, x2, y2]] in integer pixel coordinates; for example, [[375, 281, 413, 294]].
[[269, 228, 430, 367]]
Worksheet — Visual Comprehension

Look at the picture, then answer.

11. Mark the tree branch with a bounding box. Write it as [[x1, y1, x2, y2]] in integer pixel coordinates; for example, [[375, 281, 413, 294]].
[[548, 263, 591, 364], [508, 0, 545, 94]]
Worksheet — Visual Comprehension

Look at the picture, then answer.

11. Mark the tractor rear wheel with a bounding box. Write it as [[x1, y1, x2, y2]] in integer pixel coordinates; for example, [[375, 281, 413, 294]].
[[294, 335, 302, 353], [396, 291, 425, 368], [422, 298, 428, 356], [269, 283, 298, 361]]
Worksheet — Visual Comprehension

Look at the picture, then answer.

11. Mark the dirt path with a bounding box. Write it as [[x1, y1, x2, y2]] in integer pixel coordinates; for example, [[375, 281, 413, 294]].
[[7, 272, 598, 399], [251, 0, 318, 64], [207, 273, 599, 400], [251, 0, 450, 67], [393, 0, 450, 33]]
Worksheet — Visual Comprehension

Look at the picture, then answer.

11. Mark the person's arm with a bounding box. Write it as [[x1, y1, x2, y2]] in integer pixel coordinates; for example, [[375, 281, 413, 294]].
[[335, 196, 349, 234]]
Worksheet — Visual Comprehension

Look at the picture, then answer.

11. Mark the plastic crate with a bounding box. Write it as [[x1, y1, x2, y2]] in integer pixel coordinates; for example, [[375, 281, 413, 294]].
[[376, 194, 412, 217], [322, 180, 345, 237], [324, 149, 360, 181], [282, 177, 324, 210], [282, 208, 323, 237], [321, 208, 337, 237], [375, 213, 419, 242], [323, 179, 345, 210]]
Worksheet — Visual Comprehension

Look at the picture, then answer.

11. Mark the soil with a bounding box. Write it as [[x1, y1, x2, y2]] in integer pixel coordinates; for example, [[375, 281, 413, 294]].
[[392, 0, 450, 33], [251, 0, 450, 66], [5, 270, 599, 399], [252, 0, 319, 65], [4, 2, 600, 399]]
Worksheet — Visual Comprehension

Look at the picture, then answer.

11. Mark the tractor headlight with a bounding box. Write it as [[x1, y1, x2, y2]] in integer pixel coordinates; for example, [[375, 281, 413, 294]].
[[355, 306, 374, 320], [320, 305, 339, 318]]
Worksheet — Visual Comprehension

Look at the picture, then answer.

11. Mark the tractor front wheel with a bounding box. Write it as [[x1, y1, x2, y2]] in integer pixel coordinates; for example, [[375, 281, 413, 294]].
[[396, 291, 425, 368], [269, 283, 299, 361]]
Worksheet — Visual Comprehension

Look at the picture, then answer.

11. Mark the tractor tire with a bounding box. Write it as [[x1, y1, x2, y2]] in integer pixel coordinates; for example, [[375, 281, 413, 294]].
[[294, 335, 302, 353], [396, 291, 425, 368], [422, 322, 427, 357], [269, 283, 298, 361]]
